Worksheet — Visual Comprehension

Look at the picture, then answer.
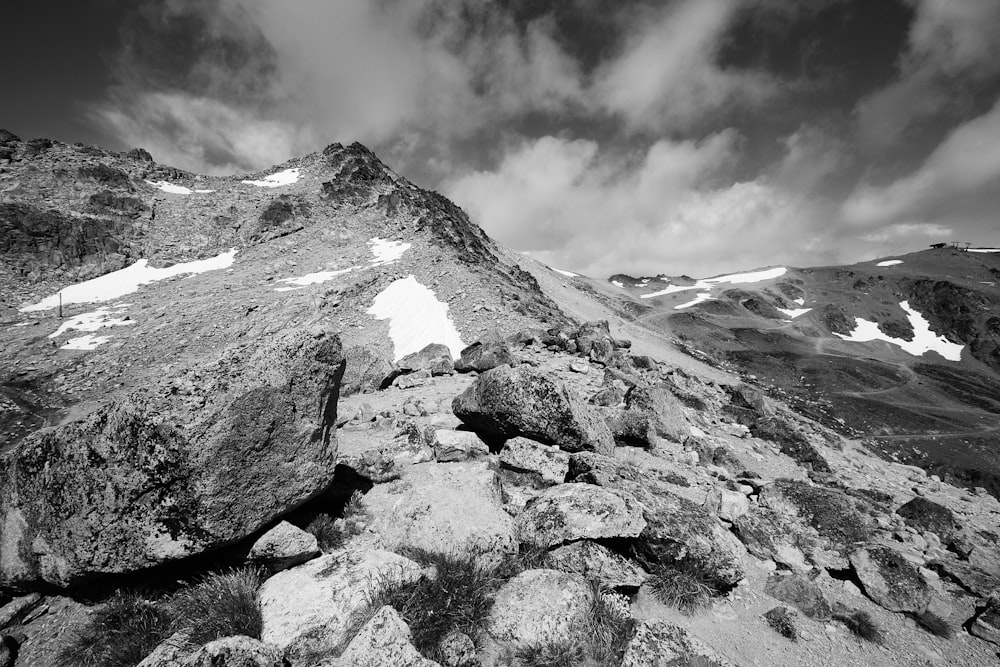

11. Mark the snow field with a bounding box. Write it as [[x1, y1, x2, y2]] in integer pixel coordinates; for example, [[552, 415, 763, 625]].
[[20, 249, 237, 312], [835, 300, 964, 361], [242, 168, 301, 188], [553, 268, 578, 277], [778, 307, 812, 319], [369, 238, 411, 265], [367, 275, 465, 361], [61, 334, 112, 351], [145, 180, 215, 195], [674, 292, 715, 310], [876, 260, 903, 267], [642, 267, 787, 299], [49, 305, 134, 340]]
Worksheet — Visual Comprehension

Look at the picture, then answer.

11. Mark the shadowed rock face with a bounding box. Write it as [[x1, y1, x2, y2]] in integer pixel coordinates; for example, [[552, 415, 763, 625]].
[[0, 327, 345, 590]]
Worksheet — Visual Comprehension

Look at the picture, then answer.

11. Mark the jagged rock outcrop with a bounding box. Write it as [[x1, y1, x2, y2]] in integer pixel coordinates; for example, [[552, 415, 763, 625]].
[[0, 327, 345, 589], [452, 365, 615, 453]]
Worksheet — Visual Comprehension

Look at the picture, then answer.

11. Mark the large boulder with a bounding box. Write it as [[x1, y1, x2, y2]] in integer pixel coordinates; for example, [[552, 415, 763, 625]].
[[499, 437, 570, 485], [259, 548, 422, 654], [338, 606, 440, 667], [608, 384, 689, 446], [515, 483, 646, 549], [247, 521, 320, 570], [849, 546, 932, 613], [342, 344, 396, 395], [452, 365, 614, 454], [487, 569, 594, 648], [621, 619, 735, 667], [0, 327, 345, 589], [568, 453, 745, 587], [397, 343, 454, 376], [453, 340, 516, 373], [364, 462, 516, 557], [544, 541, 649, 589], [895, 497, 960, 543], [181, 636, 284, 667], [971, 593, 1000, 646]]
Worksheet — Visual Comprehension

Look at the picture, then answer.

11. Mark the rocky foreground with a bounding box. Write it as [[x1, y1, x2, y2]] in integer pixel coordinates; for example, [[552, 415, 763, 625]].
[[1, 131, 999, 666], [1, 321, 999, 666]]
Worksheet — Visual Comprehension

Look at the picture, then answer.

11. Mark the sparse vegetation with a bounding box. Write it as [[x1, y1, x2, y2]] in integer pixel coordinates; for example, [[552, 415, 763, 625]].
[[833, 609, 883, 644], [341, 548, 502, 661], [55, 591, 172, 667], [763, 606, 798, 641], [914, 611, 952, 638], [513, 641, 587, 666], [585, 584, 635, 664], [168, 568, 263, 643], [306, 490, 369, 551], [647, 559, 720, 614], [56, 568, 264, 667]]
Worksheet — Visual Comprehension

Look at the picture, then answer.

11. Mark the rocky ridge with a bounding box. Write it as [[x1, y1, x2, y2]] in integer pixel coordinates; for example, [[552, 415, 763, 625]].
[[0, 134, 998, 665]]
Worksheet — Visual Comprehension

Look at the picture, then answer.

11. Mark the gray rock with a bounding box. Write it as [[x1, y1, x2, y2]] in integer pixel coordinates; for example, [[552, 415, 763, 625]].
[[0, 594, 42, 629], [515, 483, 646, 549], [621, 619, 736, 667], [432, 430, 490, 462], [398, 343, 454, 376], [259, 548, 422, 652], [248, 521, 320, 570], [438, 630, 476, 667], [850, 546, 932, 613], [342, 344, 396, 395], [609, 384, 689, 446], [499, 437, 569, 485], [181, 636, 284, 667], [971, 593, 1000, 646], [454, 341, 516, 373], [1, 328, 345, 589], [573, 320, 612, 356], [895, 497, 960, 543], [569, 359, 590, 374], [364, 462, 516, 558], [136, 631, 195, 667], [339, 606, 440, 667], [704, 488, 750, 522], [544, 541, 649, 589], [487, 569, 594, 647], [764, 574, 832, 620], [452, 365, 614, 454]]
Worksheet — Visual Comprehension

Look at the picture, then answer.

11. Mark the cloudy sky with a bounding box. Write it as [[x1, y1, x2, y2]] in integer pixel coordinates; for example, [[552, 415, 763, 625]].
[[4, 0, 1000, 277]]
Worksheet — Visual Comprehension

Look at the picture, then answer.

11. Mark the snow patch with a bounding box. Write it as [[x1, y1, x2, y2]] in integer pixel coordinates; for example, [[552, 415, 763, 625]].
[[969, 248, 1000, 253], [20, 249, 237, 312], [778, 307, 812, 319], [61, 334, 111, 351], [876, 260, 903, 267], [835, 301, 964, 361], [794, 298, 805, 306], [553, 268, 578, 277], [146, 180, 193, 195], [12, 322, 32, 327], [611, 280, 625, 288], [369, 238, 411, 265], [367, 275, 465, 360], [674, 292, 715, 310], [50, 305, 134, 339], [279, 266, 358, 288], [241, 168, 301, 188], [642, 267, 787, 299]]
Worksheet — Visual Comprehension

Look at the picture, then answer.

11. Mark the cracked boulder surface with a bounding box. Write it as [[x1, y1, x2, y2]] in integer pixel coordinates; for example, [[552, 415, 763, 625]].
[[0, 327, 344, 589]]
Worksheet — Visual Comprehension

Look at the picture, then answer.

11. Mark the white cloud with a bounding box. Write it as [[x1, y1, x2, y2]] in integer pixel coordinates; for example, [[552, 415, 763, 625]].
[[592, 0, 775, 131], [856, 0, 1000, 145], [860, 223, 952, 243], [446, 133, 837, 278], [844, 98, 1000, 225]]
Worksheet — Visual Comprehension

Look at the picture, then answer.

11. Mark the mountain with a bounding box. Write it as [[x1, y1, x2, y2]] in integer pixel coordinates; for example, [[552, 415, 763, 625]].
[[1, 132, 999, 666], [593, 250, 1000, 496]]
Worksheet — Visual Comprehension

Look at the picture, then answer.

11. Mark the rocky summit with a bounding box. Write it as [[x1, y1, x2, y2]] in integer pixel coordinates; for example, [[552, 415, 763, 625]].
[[1, 133, 999, 666]]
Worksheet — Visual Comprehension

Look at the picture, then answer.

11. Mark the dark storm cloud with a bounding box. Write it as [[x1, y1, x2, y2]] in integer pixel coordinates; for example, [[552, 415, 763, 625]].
[[75, 0, 1000, 276]]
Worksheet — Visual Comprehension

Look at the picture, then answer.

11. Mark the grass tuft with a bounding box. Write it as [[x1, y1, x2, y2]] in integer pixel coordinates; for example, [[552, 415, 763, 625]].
[[340, 549, 503, 661], [914, 611, 952, 638], [306, 490, 369, 551], [833, 609, 883, 644], [56, 568, 264, 666], [646, 560, 719, 614], [513, 641, 587, 667], [763, 606, 798, 641], [168, 568, 263, 644], [54, 591, 172, 667]]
